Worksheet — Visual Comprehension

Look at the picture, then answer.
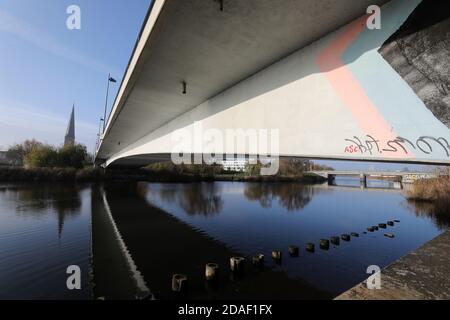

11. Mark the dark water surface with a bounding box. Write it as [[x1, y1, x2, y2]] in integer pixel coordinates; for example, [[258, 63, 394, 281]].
[[0, 179, 448, 299], [0, 184, 92, 299]]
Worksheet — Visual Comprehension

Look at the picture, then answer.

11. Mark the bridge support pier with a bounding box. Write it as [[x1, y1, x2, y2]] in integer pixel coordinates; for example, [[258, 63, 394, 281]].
[[327, 174, 335, 185], [360, 174, 367, 189]]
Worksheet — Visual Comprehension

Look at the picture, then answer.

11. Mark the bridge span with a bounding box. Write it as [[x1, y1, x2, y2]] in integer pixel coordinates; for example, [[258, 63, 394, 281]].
[[95, 0, 450, 168]]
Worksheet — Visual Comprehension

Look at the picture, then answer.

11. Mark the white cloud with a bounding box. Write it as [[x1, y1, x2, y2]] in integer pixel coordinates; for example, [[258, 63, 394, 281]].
[[0, 8, 120, 75]]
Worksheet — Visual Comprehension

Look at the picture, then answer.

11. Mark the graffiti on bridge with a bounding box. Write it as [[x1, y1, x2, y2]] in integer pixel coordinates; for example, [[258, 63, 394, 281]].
[[344, 135, 450, 157]]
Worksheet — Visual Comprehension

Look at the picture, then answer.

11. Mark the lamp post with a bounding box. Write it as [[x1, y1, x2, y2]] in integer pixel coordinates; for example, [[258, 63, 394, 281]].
[[103, 73, 117, 133], [95, 117, 104, 156]]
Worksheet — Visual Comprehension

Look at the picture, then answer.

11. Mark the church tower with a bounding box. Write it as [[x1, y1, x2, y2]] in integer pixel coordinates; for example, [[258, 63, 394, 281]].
[[64, 105, 75, 146]]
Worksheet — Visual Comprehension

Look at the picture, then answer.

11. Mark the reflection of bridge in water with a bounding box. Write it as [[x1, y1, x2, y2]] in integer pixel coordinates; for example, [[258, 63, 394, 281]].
[[310, 171, 438, 189], [91, 183, 330, 299]]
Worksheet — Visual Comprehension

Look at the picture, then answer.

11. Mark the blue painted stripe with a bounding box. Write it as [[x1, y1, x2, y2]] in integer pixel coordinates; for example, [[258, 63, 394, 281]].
[[342, 0, 450, 160]]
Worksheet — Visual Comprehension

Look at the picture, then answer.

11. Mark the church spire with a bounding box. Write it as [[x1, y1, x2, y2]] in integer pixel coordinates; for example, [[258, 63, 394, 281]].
[[64, 104, 75, 146]]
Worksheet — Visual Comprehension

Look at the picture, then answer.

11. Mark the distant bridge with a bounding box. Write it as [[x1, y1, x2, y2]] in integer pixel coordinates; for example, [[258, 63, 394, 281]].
[[309, 170, 439, 186]]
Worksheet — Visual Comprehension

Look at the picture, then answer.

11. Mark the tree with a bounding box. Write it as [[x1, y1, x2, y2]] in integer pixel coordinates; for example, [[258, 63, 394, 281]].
[[12, 140, 89, 169], [278, 158, 309, 176], [7, 139, 42, 165], [57, 144, 87, 169], [245, 162, 263, 176], [24, 145, 58, 168]]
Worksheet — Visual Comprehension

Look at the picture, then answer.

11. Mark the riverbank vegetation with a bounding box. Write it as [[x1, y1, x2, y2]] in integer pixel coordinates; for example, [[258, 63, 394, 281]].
[[0, 164, 328, 183], [406, 176, 450, 202], [6, 140, 90, 168], [406, 167, 450, 202], [405, 169, 450, 229], [406, 173, 450, 230], [0, 139, 97, 182], [1, 140, 330, 182], [145, 158, 330, 183], [0, 167, 105, 182]]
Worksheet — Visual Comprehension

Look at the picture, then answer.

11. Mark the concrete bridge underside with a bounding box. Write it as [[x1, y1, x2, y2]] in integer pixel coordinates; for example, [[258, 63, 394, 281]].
[[96, 0, 450, 167]]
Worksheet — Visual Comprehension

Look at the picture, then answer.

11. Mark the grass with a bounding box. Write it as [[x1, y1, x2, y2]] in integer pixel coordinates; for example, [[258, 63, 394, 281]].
[[405, 176, 450, 230], [406, 177, 450, 202]]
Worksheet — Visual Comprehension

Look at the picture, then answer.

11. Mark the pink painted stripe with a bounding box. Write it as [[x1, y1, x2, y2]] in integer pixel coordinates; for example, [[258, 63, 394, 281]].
[[316, 16, 412, 158]]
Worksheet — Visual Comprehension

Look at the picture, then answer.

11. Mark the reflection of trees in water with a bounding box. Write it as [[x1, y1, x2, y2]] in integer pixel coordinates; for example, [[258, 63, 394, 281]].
[[147, 183, 223, 217], [244, 184, 274, 208], [145, 182, 316, 216], [406, 199, 450, 231], [178, 184, 223, 216], [158, 188, 177, 203], [244, 183, 315, 211], [14, 184, 83, 237]]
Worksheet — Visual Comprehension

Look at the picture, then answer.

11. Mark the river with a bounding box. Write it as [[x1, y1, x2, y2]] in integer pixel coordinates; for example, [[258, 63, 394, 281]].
[[0, 178, 448, 299]]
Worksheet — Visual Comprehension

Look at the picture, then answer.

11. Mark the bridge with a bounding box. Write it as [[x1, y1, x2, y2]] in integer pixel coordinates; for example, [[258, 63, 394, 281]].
[[309, 170, 438, 187], [95, 0, 450, 168]]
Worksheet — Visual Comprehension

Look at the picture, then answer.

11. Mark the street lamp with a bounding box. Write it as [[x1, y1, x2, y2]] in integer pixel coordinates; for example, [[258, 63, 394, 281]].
[[103, 73, 117, 133], [95, 117, 104, 154]]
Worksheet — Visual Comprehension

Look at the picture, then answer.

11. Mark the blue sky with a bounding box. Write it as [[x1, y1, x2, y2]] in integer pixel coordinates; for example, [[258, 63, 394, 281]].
[[0, 0, 151, 153]]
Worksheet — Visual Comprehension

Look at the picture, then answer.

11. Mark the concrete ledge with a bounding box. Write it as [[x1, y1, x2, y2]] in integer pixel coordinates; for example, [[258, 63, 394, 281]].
[[335, 229, 450, 300]]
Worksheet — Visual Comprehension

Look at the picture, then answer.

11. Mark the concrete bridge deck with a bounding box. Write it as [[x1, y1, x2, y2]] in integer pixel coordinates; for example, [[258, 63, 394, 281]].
[[336, 229, 450, 300], [95, 0, 450, 168]]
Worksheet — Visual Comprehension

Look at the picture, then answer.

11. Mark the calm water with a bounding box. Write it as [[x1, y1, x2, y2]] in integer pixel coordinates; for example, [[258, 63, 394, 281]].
[[0, 184, 92, 299], [0, 179, 448, 299]]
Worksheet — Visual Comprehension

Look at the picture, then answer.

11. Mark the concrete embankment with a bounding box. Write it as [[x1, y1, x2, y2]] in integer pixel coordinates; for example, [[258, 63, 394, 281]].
[[336, 229, 450, 300]]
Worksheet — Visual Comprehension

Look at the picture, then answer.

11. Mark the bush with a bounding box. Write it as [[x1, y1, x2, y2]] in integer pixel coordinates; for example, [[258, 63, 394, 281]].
[[406, 176, 450, 230], [245, 162, 264, 176], [24, 145, 58, 168], [0, 167, 109, 182], [75, 168, 105, 181], [23, 143, 87, 169], [6, 139, 42, 165], [146, 161, 224, 177], [58, 144, 88, 169], [406, 177, 450, 202]]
